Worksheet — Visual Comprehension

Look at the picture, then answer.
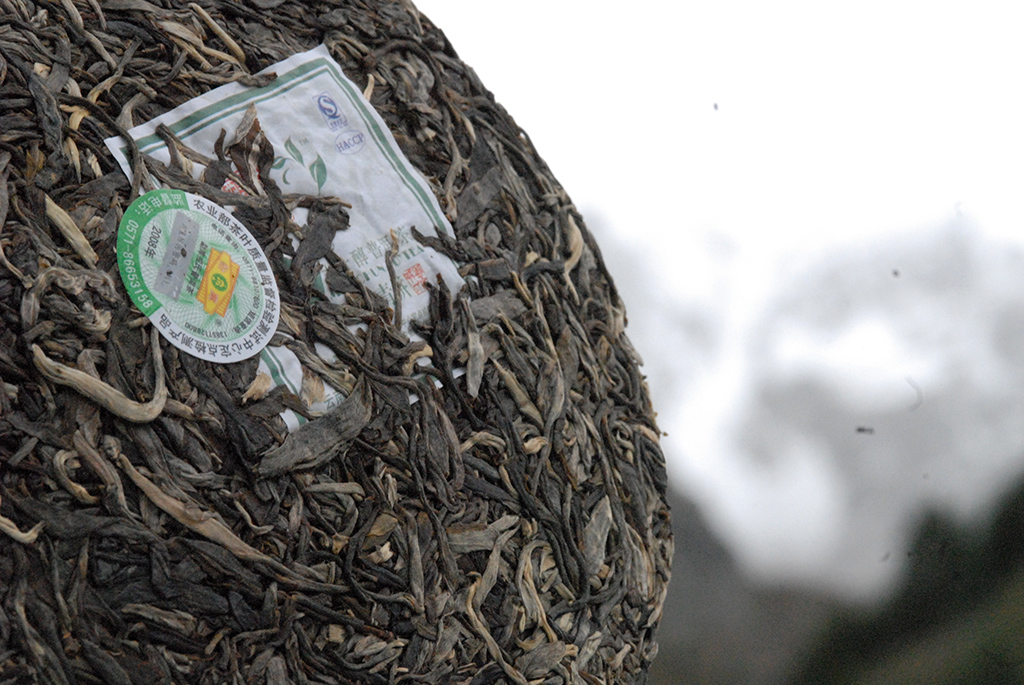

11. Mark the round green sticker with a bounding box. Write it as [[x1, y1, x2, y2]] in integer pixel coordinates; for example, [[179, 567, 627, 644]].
[[117, 189, 280, 363]]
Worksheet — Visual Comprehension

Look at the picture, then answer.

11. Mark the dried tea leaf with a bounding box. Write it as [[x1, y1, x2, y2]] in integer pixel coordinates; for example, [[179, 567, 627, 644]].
[[256, 382, 370, 476], [514, 640, 568, 680], [583, 496, 614, 580], [241, 371, 273, 404]]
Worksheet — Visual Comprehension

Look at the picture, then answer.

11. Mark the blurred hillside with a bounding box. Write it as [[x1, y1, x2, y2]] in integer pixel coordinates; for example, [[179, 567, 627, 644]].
[[650, 473, 1024, 684], [789, 472, 1024, 684], [649, 486, 836, 685]]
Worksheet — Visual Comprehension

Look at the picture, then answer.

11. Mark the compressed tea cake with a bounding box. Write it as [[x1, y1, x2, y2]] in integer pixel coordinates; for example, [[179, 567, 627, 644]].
[[0, 1, 673, 682]]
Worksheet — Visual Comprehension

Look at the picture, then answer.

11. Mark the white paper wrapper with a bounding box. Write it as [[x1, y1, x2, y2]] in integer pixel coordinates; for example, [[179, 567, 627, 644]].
[[106, 45, 464, 430]]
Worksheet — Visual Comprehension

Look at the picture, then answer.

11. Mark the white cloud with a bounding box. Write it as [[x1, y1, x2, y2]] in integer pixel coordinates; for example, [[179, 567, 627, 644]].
[[416, 0, 1024, 598]]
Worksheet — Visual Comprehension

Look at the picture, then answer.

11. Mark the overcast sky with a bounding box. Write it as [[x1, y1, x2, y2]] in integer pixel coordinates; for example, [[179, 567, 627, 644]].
[[413, 0, 1024, 600]]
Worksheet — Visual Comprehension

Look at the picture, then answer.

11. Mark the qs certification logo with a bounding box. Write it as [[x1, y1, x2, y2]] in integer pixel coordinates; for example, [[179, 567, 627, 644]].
[[196, 248, 240, 316]]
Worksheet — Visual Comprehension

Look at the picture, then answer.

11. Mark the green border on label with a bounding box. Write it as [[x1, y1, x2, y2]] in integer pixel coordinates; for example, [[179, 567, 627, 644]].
[[116, 189, 188, 316]]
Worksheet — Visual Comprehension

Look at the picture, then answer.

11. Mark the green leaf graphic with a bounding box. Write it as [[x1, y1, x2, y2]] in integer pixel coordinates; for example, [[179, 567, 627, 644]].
[[284, 137, 304, 165], [272, 156, 287, 170], [309, 154, 327, 194]]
